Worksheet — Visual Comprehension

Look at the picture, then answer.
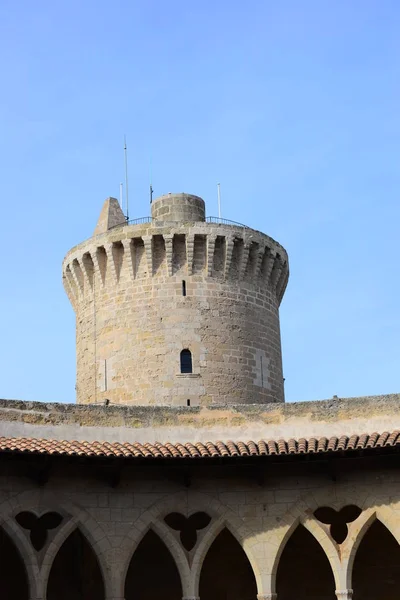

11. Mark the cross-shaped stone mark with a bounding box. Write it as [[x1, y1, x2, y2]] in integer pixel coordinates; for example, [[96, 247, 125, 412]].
[[164, 512, 211, 551], [15, 511, 63, 551]]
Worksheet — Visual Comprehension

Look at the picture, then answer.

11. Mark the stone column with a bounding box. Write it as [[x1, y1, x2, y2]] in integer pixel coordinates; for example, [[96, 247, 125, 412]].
[[257, 595, 277, 600], [336, 591, 353, 600], [182, 597, 200, 600]]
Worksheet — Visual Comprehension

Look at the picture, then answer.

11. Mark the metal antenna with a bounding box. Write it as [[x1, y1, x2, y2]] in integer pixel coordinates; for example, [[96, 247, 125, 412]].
[[149, 155, 153, 204], [217, 182, 221, 219], [124, 136, 129, 221]]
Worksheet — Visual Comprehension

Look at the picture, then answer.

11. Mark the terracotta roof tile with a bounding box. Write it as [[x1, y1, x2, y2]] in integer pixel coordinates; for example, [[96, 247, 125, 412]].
[[237, 441, 249, 456], [226, 441, 239, 456], [308, 438, 318, 453], [298, 438, 307, 454], [386, 431, 400, 446], [0, 431, 399, 461], [247, 441, 259, 456], [258, 440, 268, 456]]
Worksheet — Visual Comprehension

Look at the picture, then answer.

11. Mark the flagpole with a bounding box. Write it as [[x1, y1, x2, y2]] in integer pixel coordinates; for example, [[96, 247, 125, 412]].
[[124, 136, 129, 221]]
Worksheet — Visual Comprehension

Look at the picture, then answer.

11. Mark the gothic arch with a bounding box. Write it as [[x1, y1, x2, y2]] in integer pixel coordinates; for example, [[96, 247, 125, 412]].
[[342, 509, 400, 590], [117, 490, 262, 598], [0, 515, 39, 599], [124, 527, 183, 600], [270, 512, 341, 593], [351, 516, 400, 599], [41, 511, 111, 597], [193, 516, 259, 598], [340, 509, 378, 589], [119, 519, 190, 599], [46, 526, 106, 600], [326, 495, 400, 590], [0, 488, 113, 599], [0, 521, 31, 599], [275, 522, 337, 600]]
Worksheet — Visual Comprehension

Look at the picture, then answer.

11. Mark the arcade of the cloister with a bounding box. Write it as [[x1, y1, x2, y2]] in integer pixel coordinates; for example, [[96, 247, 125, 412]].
[[1, 452, 399, 600]]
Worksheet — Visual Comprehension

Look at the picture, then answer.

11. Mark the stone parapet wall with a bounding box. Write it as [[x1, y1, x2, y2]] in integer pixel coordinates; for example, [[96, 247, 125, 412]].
[[1, 394, 399, 444]]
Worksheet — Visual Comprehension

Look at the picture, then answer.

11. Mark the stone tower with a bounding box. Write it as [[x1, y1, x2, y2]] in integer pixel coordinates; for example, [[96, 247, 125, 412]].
[[62, 193, 289, 406]]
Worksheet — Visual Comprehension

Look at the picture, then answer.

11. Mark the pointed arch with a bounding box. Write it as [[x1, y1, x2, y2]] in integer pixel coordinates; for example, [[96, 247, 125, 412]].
[[0, 525, 30, 600], [0, 516, 39, 599], [119, 518, 190, 597], [47, 528, 105, 600], [269, 514, 340, 593], [124, 528, 182, 600], [352, 518, 400, 600], [199, 526, 257, 600], [192, 515, 262, 596], [276, 524, 336, 600]]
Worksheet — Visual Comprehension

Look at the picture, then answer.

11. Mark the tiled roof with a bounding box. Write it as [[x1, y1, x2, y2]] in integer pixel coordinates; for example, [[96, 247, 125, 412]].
[[0, 431, 399, 460]]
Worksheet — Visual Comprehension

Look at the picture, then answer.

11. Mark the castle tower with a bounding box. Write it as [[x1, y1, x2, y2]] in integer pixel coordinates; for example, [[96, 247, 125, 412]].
[[62, 193, 289, 406]]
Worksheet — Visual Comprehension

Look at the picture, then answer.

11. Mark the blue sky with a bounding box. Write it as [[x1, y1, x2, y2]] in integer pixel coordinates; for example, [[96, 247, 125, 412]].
[[0, 0, 399, 404]]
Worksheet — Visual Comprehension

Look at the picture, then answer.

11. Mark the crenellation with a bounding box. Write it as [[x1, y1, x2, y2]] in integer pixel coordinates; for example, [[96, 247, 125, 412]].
[[65, 228, 287, 292], [63, 267, 78, 306], [193, 234, 207, 273], [270, 255, 283, 289], [121, 239, 134, 280], [153, 234, 167, 276], [206, 234, 216, 277], [142, 235, 153, 277], [186, 233, 195, 275], [229, 237, 243, 279], [111, 241, 124, 282], [213, 235, 226, 276], [275, 263, 288, 300], [239, 242, 251, 280], [244, 241, 260, 280], [172, 233, 187, 274], [224, 235, 235, 279], [71, 258, 84, 296], [277, 269, 289, 303], [254, 243, 265, 279], [82, 251, 94, 289], [261, 247, 276, 282], [95, 246, 107, 286], [132, 237, 146, 278], [105, 243, 118, 283]]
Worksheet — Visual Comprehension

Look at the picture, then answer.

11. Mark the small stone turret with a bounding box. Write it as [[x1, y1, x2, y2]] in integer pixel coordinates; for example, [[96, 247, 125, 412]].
[[151, 193, 205, 223], [63, 193, 289, 406]]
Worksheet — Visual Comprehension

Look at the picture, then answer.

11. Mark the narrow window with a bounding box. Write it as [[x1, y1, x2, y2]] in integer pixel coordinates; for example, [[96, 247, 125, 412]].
[[182, 280, 187, 296], [180, 349, 193, 374], [187, 399, 191, 406]]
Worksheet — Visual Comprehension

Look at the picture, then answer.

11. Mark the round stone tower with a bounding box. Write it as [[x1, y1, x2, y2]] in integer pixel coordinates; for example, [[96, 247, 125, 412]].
[[62, 193, 289, 406]]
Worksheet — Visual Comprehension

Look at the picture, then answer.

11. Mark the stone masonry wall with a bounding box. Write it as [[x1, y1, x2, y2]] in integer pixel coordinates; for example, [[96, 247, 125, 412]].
[[62, 214, 289, 407]]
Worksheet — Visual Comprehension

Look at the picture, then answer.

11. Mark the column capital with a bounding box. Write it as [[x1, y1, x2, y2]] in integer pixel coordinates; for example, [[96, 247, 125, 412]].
[[336, 590, 353, 600]]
